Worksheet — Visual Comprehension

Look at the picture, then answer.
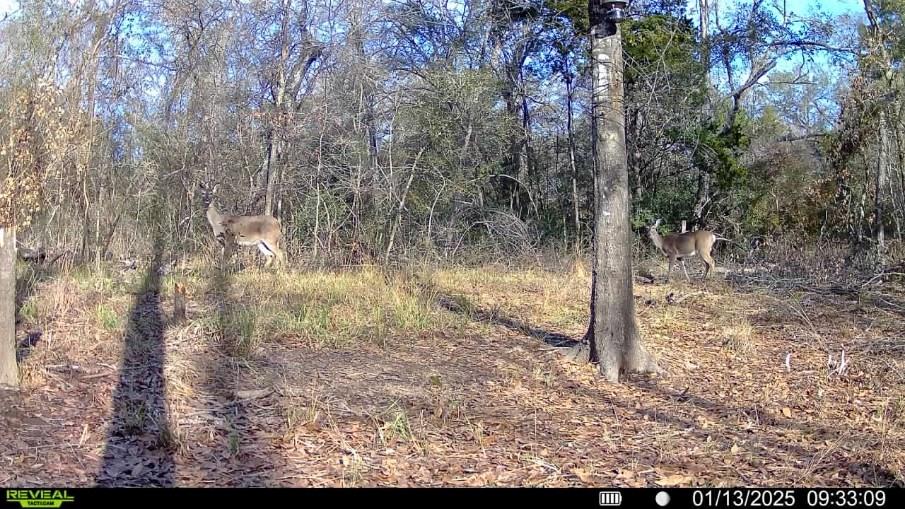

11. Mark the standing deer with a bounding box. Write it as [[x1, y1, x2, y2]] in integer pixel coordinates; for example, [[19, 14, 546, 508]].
[[647, 219, 718, 282], [200, 184, 286, 269]]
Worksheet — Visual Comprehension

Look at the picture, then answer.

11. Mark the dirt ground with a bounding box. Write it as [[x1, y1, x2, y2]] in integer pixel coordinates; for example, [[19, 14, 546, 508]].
[[2, 258, 903, 487]]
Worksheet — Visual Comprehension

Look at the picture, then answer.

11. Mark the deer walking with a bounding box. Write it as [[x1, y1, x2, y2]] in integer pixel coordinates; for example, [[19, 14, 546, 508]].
[[201, 184, 287, 269], [647, 219, 718, 282]]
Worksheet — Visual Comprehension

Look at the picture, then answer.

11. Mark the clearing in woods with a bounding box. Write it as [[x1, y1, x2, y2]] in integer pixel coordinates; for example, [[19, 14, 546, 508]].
[[1, 256, 903, 487]]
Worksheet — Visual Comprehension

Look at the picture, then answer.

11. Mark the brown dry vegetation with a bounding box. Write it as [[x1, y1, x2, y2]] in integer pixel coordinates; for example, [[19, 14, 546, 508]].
[[1, 249, 903, 487]]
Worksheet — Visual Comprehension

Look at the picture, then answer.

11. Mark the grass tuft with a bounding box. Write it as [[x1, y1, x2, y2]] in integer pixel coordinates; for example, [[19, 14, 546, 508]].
[[94, 304, 121, 332], [218, 305, 259, 358], [722, 320, 755, 354], [375, 401, 414, 445]]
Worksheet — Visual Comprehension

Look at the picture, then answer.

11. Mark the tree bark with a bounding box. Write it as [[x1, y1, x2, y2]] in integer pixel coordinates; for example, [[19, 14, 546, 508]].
[[578, 1, 659, 382], [0, 226, 18, 387]]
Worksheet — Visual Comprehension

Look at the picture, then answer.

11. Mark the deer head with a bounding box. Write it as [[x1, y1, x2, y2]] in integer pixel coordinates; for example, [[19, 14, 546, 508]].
[[198, 182, 227, 242]]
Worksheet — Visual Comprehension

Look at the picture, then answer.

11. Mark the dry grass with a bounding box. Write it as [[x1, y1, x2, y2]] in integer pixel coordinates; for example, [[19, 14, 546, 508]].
[[721, 320, 755, 354], [3, 254, 904, 487], [173, 264, 462, 353]]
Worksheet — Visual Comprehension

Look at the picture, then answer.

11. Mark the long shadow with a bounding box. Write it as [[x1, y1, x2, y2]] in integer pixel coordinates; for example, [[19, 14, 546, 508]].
[[200, 262, 280, 486], [96, 242, 175, 486], [427, 284, 580, 349]]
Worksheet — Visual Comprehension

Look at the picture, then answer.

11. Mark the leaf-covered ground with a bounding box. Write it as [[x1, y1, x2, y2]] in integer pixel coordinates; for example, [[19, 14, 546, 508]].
[[2, 259, 903, 487]]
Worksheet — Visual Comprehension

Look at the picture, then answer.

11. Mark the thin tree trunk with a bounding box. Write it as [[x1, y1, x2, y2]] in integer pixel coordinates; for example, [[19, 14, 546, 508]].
[[692, 171, 711, 227], [567, 77, 581, 253], [313, 186, 321, 258], [576, 1, 658, 382], [699, 0, 711, 91], [265, 0, 291, 217], [385, 172, 416, 264], [275, 142, 287, 220], [521, 92, 536, 218], [875, 110, 889, 258], [0, 226, 18, 387], [893, 114, 905, 239], [80, 175, 92, 262]]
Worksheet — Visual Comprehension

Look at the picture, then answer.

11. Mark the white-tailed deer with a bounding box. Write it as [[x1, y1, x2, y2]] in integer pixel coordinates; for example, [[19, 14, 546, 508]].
[[647, 219, 717, 282], [200, 184, 286, 269]]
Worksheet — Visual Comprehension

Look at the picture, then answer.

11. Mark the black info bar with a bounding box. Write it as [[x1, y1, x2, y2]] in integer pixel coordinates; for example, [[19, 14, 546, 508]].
[[3, 487, 902, 509]]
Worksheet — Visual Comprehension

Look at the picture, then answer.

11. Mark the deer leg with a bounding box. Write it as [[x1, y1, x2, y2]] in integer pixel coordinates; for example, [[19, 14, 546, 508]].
[[221, 241, 237, 272], [258, 241, 281, 269], [666, 257, 674, 282], [258, 244, 272, 268], [701, 251, 715, 280], [275, 246, 287, 269], [269, 240, 286, 269], [681, 258, 690, 282]]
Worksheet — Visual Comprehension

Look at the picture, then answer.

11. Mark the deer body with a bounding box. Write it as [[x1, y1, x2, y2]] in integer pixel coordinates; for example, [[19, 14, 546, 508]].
[[202, 186, 286, 269], [647, 219, 717, 282]]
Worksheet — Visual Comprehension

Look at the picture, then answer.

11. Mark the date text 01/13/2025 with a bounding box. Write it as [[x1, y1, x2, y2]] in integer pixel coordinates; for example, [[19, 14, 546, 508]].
[[690, 489, 889, 508]]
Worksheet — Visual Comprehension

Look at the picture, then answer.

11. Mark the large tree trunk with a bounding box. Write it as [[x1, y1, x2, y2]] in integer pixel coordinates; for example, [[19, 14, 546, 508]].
[[0, 226, 18, 387], [579, 1, 659, 382]]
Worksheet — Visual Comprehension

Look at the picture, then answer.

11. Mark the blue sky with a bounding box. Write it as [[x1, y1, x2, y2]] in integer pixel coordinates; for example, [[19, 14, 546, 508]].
[[686, 0, 861, 18], [783, 0, 861, 16]]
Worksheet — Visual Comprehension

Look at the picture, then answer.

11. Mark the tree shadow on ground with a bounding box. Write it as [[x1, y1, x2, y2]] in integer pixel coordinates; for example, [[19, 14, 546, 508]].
[[96, 241, 175, 486], [427, 284, 581, 349], [199, 263, 283, 486]]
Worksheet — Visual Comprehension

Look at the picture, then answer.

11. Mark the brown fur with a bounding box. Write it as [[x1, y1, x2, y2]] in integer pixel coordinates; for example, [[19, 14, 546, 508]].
[[647, 219, 717, 282], [204, 196, 286, 269]]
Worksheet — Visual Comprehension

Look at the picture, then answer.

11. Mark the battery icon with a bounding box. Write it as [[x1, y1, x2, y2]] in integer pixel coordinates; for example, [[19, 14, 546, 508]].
[[599, 491, 623, 506]]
